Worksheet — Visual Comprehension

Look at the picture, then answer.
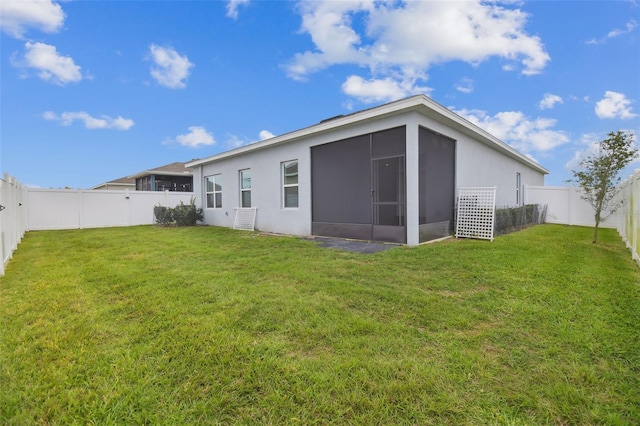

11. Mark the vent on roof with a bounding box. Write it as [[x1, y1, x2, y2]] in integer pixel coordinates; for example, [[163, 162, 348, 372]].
[[319, 114, 345, 124]]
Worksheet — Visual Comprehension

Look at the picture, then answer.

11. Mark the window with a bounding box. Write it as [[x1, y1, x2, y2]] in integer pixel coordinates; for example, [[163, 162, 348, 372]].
[[516, 172, 522, 205], [205, 174, 222, 208], [240, 169, 251, 208], [282, 160, 298, 208]]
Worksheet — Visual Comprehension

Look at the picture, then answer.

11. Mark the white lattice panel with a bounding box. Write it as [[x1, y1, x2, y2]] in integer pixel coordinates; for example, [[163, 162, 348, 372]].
[[456, 187, 496, 241], [233, 208, 257, 231]]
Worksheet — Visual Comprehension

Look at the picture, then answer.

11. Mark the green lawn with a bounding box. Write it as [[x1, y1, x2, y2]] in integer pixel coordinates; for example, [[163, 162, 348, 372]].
[[1, 224, 638, 425]]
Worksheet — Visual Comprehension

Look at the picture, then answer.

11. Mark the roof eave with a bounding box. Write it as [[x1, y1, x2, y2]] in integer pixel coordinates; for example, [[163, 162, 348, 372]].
[[128, 170, 194, 179], [413, 100, 550, 175], [186, 96, 428, 168], [186, 94, 549, 174], [90, 182, 135, 190]]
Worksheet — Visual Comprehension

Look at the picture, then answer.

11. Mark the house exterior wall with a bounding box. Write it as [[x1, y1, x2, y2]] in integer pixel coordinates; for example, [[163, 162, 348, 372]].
[[194, 114, 414, 237], [192, 109, 546, 245], [410, 112, 545, 207]]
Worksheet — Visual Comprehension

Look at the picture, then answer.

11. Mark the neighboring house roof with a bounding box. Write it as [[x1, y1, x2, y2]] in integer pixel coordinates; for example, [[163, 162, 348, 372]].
[[90, 161, 196, 190], [127, 161, 194, 179], [90, 176, 135, 190], [186, 94, 549, 175]]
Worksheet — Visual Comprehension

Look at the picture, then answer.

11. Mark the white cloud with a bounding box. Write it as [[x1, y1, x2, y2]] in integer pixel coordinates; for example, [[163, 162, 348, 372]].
[[587, 19, 637, 44], [539, 93, 563, 110], [175, 126, 215, 148], [259, 130, 275, 140], [342, 99, 355, 111], [607, 19, 638, 38], [342, 75, 418, 103], [225, 134, 248, 148], [287, 0, 549, 103], [11, 42, 82, 85], [455, 78, 474, 94], [565, 130, 640, 174], [595, 91, 637, 119], [0, 0, 65, 39], [225, 131, 275, 148], [455, 108, 570, 154], [226, 0, 250, 19], [148, 44, 194, 89], [564, 133, 602, 171], [43, 111, 134, 130]]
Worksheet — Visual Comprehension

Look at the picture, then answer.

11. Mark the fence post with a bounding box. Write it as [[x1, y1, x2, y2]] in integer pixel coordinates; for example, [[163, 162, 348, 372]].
[[78, 189, 84, 229], [125, 189, 131, 226], [632, 170, 640, 266], [568, 187, 574, 226], [1, 174, 28, 276], [0, 176, 5, 277]]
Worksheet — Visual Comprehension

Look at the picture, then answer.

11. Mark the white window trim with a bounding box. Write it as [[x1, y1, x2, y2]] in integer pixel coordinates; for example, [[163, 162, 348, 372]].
[[205, 174, 222, 209], [516, 172, 522, 206], [282, 160, 299, 209], [239, 169, 251, 208]]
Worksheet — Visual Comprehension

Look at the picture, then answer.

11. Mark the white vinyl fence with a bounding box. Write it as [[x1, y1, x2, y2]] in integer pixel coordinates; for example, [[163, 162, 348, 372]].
[[2, 173, 639, 275], [525, 185, 617, 229], [0, 174, 194, 276], [527, 173, 640, 267], [26, 188, 194, 230], [1, 174, 28, 276], [615, 170, 640, 266]]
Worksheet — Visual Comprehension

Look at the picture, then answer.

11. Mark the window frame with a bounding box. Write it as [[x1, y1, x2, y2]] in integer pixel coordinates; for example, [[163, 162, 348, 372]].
[[239, 169, 251, 208], [205, 174, 222, 209], [282, 160, 299, 209]]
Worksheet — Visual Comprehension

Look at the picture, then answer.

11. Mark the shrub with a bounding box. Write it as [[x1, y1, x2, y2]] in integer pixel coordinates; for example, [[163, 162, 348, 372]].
[[154, 198, 203, 227], [153, 205, 174, 226], [494, 203, 547, 236]]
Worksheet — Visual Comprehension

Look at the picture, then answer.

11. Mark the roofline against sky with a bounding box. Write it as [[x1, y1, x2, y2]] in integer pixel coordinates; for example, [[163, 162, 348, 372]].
[[186, 95, 550, 175], [90, 182, 134, 190], [127, 170, 194, 179]]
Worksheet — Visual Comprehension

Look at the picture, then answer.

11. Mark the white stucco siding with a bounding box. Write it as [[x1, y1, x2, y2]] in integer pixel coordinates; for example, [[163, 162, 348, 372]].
[[404, 113, 421, 246], [194, 113, 412, 236], [191, 106, 546, 240], [456, 137, 544, 206], [196, 143, 310, 235], [412, 114, 545, 207]]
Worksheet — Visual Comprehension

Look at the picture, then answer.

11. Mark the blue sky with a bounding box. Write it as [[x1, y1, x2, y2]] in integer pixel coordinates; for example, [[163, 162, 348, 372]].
[[1, 0, 638, 189]]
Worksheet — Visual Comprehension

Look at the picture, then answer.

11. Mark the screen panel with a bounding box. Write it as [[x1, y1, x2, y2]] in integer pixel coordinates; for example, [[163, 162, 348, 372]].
[[419, 127, 456, 242], [311, 134, 371, 224]]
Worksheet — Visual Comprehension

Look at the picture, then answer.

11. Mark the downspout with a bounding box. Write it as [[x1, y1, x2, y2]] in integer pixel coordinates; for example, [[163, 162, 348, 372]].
[[200, 165, 204, 211]]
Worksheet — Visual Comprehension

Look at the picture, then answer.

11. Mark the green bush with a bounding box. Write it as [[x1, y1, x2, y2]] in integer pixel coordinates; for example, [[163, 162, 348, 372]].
[[154, 198, 203, 226], [494, 203, 546, 235], [153, 205, 174, 225]]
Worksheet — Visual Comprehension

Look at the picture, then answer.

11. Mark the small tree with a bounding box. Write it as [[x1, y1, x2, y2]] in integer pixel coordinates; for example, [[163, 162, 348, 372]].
[[571, 130, 638, 243]]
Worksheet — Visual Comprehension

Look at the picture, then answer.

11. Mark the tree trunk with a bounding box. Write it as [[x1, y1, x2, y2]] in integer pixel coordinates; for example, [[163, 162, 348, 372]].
[[593, 211, 600, 244]]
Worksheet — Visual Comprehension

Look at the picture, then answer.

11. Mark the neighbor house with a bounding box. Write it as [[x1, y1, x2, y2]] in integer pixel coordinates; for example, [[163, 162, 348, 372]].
[[186, 95, 548, 245], [91, 162, 194, 192], [91, 176, 135, 191]]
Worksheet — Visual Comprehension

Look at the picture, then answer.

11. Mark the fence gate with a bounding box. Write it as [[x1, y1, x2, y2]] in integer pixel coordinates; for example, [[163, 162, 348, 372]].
[[456, 187, 496, 241]]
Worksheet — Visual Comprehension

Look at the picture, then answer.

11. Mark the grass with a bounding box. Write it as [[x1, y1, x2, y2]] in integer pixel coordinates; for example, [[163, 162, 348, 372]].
[[1, 224, 638, 425]]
